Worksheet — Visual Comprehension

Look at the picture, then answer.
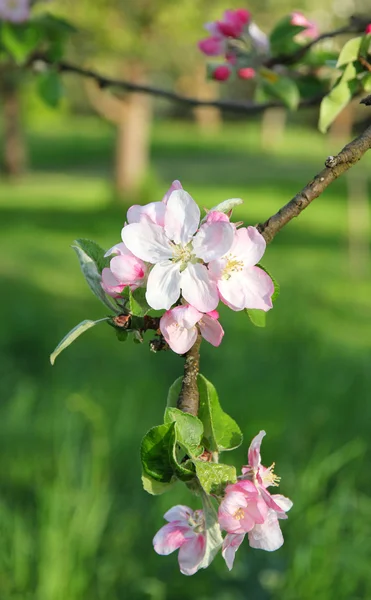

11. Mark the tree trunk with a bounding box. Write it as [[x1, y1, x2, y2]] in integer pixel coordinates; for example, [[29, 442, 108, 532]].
[[260, 107, 287, 150], [0, 68, 27, 177]]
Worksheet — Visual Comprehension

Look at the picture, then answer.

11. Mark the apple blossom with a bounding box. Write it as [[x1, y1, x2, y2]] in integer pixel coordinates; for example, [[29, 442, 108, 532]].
[[160, 304, 224, 355], [218, 479, 268, 535], [291, 12, 319, 39], [208, 226, 274, 312], [216, 8, 250, 38], [0, 0, 29, 22], [127, 180, 182, 227], [153, 505, 207, 576], [198, 36, 225, 57], [122, 189, 235, 312], [101, 242, 147, 297]]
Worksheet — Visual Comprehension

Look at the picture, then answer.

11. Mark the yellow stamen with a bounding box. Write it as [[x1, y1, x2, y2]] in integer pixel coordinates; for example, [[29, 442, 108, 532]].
[[233, 507, 245, 520], [262, 462, 281, 487]]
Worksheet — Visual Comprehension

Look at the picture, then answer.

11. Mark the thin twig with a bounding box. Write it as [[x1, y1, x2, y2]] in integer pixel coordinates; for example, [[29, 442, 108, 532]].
[[257, 125, 371, 243]]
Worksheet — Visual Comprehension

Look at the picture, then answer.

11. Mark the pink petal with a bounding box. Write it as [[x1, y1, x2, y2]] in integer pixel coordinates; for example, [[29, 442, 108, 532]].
[[146, 261, 181, 310], [122, 222, 172, 263], [180, 263, 219, 313], [127, 201, 166, 227], [199, 314, 224, 347], [168, 305, 202, 329], [104, 242, 131, 258], [248, 430, 266, 469], [270, 494, 293, 517], [160, 311, 198, 355], [206, 211, 230, 224], [206, 310, 219, 320], [164, 505, 194, 524], [231, 227, 267, 267], [101, 268, 124, 297], [110, 255, 145, 284], [218, 491, 248, 534], [248, 510, 284, 552], [239, 267, 274, 311], [222, 533, 245, 571], [164, 190, 200, 246], [217, 272, 248, 311], [198, 36, 224, 56], [162, 180, 183, 204], [229, 480, 258, 496], [178, 534, 206, 576], [192, 221, 234, 262], [153, 523, 189, 555]]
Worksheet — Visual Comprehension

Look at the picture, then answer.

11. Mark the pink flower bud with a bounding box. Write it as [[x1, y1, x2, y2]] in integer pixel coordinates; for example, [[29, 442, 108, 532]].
[[198, 36, 224, 56], [235, 9, 251, 25], [290, 12, 318, 38], [366, 24, 371, 34], [217, 8, 251, 38], [238, 67, 256, 80], [212, 65, 231, 82]]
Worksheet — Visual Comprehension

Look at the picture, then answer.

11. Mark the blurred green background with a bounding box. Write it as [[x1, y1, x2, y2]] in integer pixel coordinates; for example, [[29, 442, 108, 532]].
[[1, 1, 371, 599]]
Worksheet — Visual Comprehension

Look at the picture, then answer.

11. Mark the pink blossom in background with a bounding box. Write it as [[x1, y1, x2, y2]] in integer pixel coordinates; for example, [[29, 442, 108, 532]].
[[208, 226, 274, 312], [212, 65, 231, 81], [198, 36, 226, 57], [366, 24, 371, 34], [160, 304, 224, 354], [217, 8, 250, 38], [153, 505, 207, 576], [122, 189, 235, 312], [291, 12, 319, 38], [0, 0, 29, 22], [101, 242, 147, 297], [238, 67, 256, 80]]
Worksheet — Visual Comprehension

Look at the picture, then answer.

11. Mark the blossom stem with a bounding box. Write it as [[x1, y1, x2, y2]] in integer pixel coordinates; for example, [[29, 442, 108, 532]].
[[177, 335, 202, 415]]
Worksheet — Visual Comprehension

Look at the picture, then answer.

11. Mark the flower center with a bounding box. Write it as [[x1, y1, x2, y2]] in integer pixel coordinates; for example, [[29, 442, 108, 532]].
[[188, 509, 205, 533], [222, 254, 244, 280], [171, 242, 196, 270], [233, 507, 245, 520], [262, 463, 281, 487]]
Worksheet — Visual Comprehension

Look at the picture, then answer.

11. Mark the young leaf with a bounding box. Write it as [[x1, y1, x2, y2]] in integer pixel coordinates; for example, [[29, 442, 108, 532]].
[[164, 407, 204, 456], [194, 461, 237, 496], [166, 376, 182, 408], [362, 72, 371, 93], [71, 242, 119, 313], [197, 493, 223, 570], [198, 375, 243, 453], [260, 72, 300, 110], [269, 17, 305, 56], [37, 70, 63, 108], [245, 309, 266, 327], [141, 472, 176, 495], [74, 238, 110, 273], [50, 318, 109, 365], [336, 36, 363, 67], [319, 78, 358, 133], [129, 287, 150, 317], [141, 423, 176, 483], [0, 22, 41, 63]]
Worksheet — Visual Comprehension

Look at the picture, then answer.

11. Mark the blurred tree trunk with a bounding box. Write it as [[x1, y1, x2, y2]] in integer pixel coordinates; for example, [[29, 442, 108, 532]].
[[260, 107, 287, 150], [0, 68, 27, 177], [176, 67, 221, 133]]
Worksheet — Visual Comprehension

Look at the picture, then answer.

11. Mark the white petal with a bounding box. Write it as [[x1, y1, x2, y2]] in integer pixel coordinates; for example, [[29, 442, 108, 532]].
[[222, 533, 245, 571], [165, 190, 200, 245], [192, 222, 234, 262], [178, 534, 206, 576], [270, 494, 293, 515], [160, 310, 198, 355], [239, 266, 274, 311], [180, 263, 219, 313], [127, 201, 166, 226], [164, 505, 194, 524], [217, 272, 247, 311], [121, 222, 172, 263], [248, 510, 284, 552], [104, 242, 131, 258], [231, 227, 266, 267], [146, 261, 181, 310]]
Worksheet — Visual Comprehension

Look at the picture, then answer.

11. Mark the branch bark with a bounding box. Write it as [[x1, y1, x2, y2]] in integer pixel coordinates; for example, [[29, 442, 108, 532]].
[[177, 336, 202, 416], [257, 125, 371, 243]]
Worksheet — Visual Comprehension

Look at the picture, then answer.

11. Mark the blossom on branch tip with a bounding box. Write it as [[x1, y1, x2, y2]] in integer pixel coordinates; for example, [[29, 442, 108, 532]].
[[153, 505, 206, 576], [0, 0, 29, 22], [160, 304, 224, 354], [101, 242, 147, 297], [208, 226, 274, 312]]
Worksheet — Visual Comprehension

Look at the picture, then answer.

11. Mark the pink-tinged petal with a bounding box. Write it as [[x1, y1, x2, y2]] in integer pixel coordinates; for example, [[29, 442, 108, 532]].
[[198, 36, 224, 56], [160, 311, 198, 355], [227, 480, 258, 496], [217, 272, 249, 311], [162, 180, 183, 204], [181, 263, 219, 313], [178, 533, 206, 576], [270, 494, 293, 516], [218, 491, 248, 534], [153, 523, 189, 555], [127, 201, 167, 227], [169, 304, 202, 329], [101, 268, 124, 297], [104, 242, 131, 258], [222, 533, 245, 571], [122, 222, 173, 263], [248, 430, 266, 469], [164, 505, 194, 524], [165, 190, 200, 245], [199, 314, 224, 347], [193, 221, 234, 262], [248, 510, 284, 552], [240, 266, 274, 311], [146, 261, 181, 310], [206, 310, 219, 320], [206, 211, 230, 224], [259, 487, 288, 517], [110, 255, 145, 284], [232, 227, 267, 267]]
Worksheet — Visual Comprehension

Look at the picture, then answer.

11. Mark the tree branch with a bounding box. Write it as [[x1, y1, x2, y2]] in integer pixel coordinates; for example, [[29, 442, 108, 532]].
[[257, 124, 371, 243], [177, 335, 202, 416]]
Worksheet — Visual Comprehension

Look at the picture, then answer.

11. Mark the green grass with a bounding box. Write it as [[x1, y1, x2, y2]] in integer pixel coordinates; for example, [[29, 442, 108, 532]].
[[0, 118, 370, 600]]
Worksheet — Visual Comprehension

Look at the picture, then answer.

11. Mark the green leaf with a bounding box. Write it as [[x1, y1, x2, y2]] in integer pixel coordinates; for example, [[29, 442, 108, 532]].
[[269, 16, 306, 56], [337, 36, 363, 67], [198, 493, 223, 570], [166, 376, 182, 408], [319, 78, 358, 133], [194, 461, 237, 496], [37, 70, 63, 108], [141, 423, 176, 483], [164, 407, 204, 456], [209, 198, 243, 214], [75, 238, 110, 273], [129, 287, 150, 317], [141, 472, 176, 495], [198, 375, 243, 453], [71, 242, 119, 313], [50, 318, 109, 365], [260, 71, 300, 110], [0, 22, 41, 63], [362, 73, 371, 93], [257, 263, 280, 302], [245, 309, 266, 327]]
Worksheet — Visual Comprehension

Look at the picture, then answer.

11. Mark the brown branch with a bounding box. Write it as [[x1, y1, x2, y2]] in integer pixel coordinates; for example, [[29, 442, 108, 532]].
[[257, 124, 371, 243], [177, 335, 202, 415]]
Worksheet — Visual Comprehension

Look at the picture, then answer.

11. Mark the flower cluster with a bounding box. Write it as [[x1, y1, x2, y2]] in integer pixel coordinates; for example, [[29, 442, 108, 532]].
[[101, 181, 274, 354], [0, 0, 29, 22], [153, 431, 292, 575]]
